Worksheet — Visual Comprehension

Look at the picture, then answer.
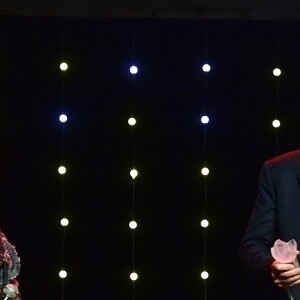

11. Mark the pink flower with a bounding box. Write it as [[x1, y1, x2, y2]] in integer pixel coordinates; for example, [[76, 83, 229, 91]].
[[271, 239, 298, 263]]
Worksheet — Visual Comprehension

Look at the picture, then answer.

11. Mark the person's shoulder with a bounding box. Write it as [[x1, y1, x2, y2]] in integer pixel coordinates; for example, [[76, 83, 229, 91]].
[[266, 149, 300, 167]]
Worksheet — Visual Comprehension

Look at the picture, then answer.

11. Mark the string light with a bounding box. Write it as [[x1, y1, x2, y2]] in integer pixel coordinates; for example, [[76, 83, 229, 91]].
[[129, 221, 137, 229], [202, 64, 211, 72], [130, 65, 138, 75], [59, 114, 68, 123], [128, 34, 140, 300], [59, 270, 67, 279], [273, 60, 280, 153], [60, 62, 68, 71], [128, 117, 136, 126], [273, 31, 281, 155], [130, 272, 138, 281], [201, 219, 209, 228], [201, 271, 209, 280], [60, 218, 69, 227], [58, 36, 69, 299], [201, 167, 209, 176], [58, 166, 67, 175], [201, 116, 209, 124], [199, 31, 211, 300], [273, 67, 281, 76], [130, 169, 138, 179], [272, 119, 280, 128]]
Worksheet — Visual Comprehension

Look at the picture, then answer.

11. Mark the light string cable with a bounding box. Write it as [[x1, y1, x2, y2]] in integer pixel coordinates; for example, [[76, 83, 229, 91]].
[[59, 28, 68, 300], [129, 26, 138, 300], [274, 25, 280, 156], [200, 24, 210, 300]]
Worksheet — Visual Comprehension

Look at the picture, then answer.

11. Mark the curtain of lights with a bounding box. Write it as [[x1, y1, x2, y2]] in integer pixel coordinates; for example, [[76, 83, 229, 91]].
[[128, 31, 139, 299]]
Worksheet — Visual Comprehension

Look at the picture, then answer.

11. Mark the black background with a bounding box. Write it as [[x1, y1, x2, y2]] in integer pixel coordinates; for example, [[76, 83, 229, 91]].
[[0, 17, 300, 299]]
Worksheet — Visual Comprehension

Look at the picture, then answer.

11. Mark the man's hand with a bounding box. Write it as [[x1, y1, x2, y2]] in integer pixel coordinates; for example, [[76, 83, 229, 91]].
[[271, 260, 300, 288]]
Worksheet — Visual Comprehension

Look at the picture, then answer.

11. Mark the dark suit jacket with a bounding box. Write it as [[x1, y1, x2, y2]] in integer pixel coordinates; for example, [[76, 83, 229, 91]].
[[240, 149, 300, 299]]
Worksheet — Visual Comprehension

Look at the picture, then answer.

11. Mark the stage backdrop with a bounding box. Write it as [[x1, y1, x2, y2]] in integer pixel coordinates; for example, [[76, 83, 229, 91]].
[[0, 17, 300, 299]]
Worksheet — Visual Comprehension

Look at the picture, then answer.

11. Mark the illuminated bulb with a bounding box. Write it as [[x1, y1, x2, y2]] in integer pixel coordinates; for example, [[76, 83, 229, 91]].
[[129, 221, 137, 229], [201, 271, 209, 280], [59, 270, 67, 278], [272, 119, 280, 128], [60, 62, 68, 71], [201, 167, 209, 176], [130, 169, 138, 179], [58, 166, 66, 175], [201, 116, 209, 124], [273, 68, 281, 76], [130, 66, 138, 74], [59, 114, 68, 123], [130, 272, 138, 281], [128, 118, 136, 126], [201, 219, 209, 228], [202, 64, 211, 72], [61, 218, 69, 226]]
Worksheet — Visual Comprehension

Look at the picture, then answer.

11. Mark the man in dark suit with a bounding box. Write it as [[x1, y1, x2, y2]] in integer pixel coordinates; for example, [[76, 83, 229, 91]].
[[240, 149, 300, 299]]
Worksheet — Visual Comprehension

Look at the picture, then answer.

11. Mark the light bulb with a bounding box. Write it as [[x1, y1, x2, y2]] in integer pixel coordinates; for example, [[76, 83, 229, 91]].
[[201, 116, 209, 124], [272, 119, 280, 128], [202, 64, 211, 72], [61, 218, 69, 226], [130, 169, 138, 179], [201, 167, 209, 176], [128, 118, 136, 126], [58, 166, 66, 175], [273, 68, 281, 76], [59, 114, 68, 123], [201, 271, 209, 280], [201, 219, 209, 228], [130, 66, 138, 75], [129, 221, 137, 229], [59, 270, 67, 278], [130, 272, 138, 281], [60, 62, 68, 71]]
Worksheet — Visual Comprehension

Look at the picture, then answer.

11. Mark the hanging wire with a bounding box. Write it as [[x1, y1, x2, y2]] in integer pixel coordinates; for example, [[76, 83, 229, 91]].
[[274, 25, 280, 156], [130, 24, 137, 300], [202, 181, 208, 300], [59, 26, 67, 300], [131, 178, 136, 300], [275, 76, 279, 156], [200, 23, 209, 300], [131, 28, 137, 115]]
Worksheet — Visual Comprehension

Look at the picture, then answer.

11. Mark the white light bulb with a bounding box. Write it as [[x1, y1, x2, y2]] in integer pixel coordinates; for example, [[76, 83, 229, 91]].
[[128, 118, 136, 126], [273, 68, 281, 76], [272, 119, 280, 128], [130, 66, 138, 75], [201, 116, 209, 124], [59, 114, 68, 123], [60, 62, 68, 71], [201, 219, 209, 228], [201, 271, 209, 280], [58, 166, 66, 175], [202, 64, 211, 72], [59, 270, 67, 278], [129, 221, 137, 229], [130, 272, 138, 281], [61, 218, 69, 226], [130, 169, 138, 179], [201, 167, 209, 176]]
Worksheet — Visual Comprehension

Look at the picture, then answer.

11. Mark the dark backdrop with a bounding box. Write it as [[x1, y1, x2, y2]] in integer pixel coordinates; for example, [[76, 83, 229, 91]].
[[0, 17, 300, 299]]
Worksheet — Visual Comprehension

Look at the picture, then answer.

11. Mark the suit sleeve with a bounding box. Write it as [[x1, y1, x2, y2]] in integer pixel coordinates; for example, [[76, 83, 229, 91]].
[[239, 161, 278, 288]]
